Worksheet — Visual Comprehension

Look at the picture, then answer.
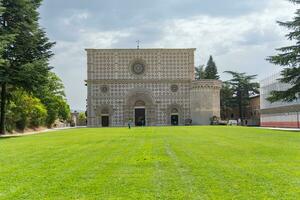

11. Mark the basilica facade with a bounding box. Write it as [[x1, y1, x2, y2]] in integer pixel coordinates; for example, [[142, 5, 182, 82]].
[[86, 48, 221, 127]]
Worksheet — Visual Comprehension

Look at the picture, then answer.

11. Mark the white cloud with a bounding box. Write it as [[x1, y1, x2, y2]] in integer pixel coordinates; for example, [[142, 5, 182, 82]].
[[156, 0, 295, 69], [48, 0, 298, 110], [51, 30, 131, 109], [62, 10, 90, 26]]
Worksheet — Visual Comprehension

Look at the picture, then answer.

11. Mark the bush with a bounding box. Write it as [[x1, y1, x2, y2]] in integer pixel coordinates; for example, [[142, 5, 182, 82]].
[[6, 90, 47, 131], [29, 103, 47, 128], [78, 112, 87, 126], [210, 116, 220, 125], [43, 96, 70, 128]]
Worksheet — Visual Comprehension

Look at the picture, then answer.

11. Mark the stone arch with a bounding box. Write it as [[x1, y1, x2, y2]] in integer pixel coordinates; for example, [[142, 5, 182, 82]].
[[124, 88, 156, 126], [95, 104, 113, 127], [125, 88, 155, 106], [135, 100, 146, 107], [167, 104, 184, 125]]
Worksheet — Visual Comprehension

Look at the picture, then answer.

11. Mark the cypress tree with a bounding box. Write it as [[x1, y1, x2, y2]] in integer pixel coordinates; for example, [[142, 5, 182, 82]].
[[267, 0, 300, 102], [204, 55, 220, 80]]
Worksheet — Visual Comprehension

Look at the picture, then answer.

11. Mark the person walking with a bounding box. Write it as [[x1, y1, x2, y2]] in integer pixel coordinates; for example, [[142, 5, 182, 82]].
[[128, 120, 132, 129]]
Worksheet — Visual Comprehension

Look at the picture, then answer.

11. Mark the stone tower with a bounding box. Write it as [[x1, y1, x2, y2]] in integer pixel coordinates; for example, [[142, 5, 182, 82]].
[[190, 80, 222, 125]]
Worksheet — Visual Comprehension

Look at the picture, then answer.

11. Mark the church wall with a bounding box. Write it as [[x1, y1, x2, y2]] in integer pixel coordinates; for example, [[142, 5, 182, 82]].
[[86, 49, 195, 127], [86, 49, 195, 81], [87, 82, 191, 126]]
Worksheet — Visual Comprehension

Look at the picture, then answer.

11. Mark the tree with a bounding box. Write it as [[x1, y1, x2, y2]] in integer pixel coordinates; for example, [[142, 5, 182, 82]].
[[0, 1, 14, 134], [34, 72, 70, 127], [6, 90, 47, 131], [78, 112, 87, 126], [195, 65, 206, 80], [267, 0, 300, 103], [224, 71, 259, 123], [220, 82, 234, 120], [0, 0, 54, 134], [204, 55, 220, 80]]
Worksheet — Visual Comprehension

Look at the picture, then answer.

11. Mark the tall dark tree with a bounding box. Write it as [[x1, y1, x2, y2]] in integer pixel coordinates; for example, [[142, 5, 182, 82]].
[[195, 65, 206, 80], [267, 0, 300, 102], [204, 55, 220, 80], [224, 71, 259, 123], [0, 0, 54, 134], [0, 1, 14, 135], [220, 82, 234, 120]]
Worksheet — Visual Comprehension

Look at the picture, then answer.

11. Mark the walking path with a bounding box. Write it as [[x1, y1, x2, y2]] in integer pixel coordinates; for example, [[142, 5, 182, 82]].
[[2, 126, 298, 138], [259, 127, 300, 132], [0, 127, 86, 138]]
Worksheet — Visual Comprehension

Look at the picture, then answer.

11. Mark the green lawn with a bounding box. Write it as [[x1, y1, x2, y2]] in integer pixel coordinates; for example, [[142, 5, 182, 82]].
[[0, 127, 299, 200]]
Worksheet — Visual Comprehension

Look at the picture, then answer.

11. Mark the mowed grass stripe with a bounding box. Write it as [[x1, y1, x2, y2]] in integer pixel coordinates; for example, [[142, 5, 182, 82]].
[[167, 127, 300, 199], [0, 129, 121, 199], [0, 126, 300, 199], [82, 129, 152, 199], [151, 130, 196, 200]]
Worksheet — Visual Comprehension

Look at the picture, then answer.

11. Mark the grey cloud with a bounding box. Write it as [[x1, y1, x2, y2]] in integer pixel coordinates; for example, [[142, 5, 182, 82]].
[[39, 0, 270, 39]]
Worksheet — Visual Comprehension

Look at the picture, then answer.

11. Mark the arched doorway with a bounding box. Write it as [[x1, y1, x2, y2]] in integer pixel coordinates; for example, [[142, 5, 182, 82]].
[[96, 105, 113, 127], [101, 108, 110, 127], [167, 104, 183, 126], [171, 108, 179, 126], [124, 89, 156, 126], [134, 100, 146, 126]]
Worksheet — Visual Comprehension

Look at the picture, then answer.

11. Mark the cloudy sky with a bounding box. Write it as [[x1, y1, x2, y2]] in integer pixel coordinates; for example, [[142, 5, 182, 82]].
[[39, 0, 297, 110]]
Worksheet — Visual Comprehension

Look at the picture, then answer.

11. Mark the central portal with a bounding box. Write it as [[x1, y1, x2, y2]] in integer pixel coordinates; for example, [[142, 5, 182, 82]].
[[134, 100, 146, 126], [101, 116, 109, 127], [135, 108, 145, 126]]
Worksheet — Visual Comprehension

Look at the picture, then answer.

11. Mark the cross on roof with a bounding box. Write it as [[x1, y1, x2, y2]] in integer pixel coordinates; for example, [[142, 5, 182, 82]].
[[136, 40, 140, 49]]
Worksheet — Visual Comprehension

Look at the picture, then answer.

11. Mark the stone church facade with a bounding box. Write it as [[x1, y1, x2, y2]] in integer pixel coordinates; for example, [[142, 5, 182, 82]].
[[86, 48, 221, 127]]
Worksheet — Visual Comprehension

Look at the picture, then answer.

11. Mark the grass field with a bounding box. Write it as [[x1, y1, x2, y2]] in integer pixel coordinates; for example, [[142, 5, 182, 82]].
[[0, 126, 299, 199]]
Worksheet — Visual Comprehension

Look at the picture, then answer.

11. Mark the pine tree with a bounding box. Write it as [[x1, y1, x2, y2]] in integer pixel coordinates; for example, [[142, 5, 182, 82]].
[[224, 71, 259, 123], [195, 65, 206, 80], [0, 0, 55, 134], [204, 55, 220, 80], [267, 0, 300, 102], [0, 0, 15, 135]]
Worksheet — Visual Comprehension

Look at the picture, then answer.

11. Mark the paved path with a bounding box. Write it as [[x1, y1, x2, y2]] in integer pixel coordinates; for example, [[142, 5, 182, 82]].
[[259, 127, 300, 132], [0, 127, 86, 138]]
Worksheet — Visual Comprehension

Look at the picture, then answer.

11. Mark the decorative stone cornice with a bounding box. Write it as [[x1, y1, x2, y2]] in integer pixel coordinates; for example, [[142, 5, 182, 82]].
[[86, 79, 192, 84], [85, 48, 196, 52], [191, 80, 222, 89], [90, 94, 190, 100]]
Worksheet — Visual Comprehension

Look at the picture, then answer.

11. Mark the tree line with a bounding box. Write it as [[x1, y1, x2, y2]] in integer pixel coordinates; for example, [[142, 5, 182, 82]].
[[0, 0, 70, 134], [195, 56, 260, 122]]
